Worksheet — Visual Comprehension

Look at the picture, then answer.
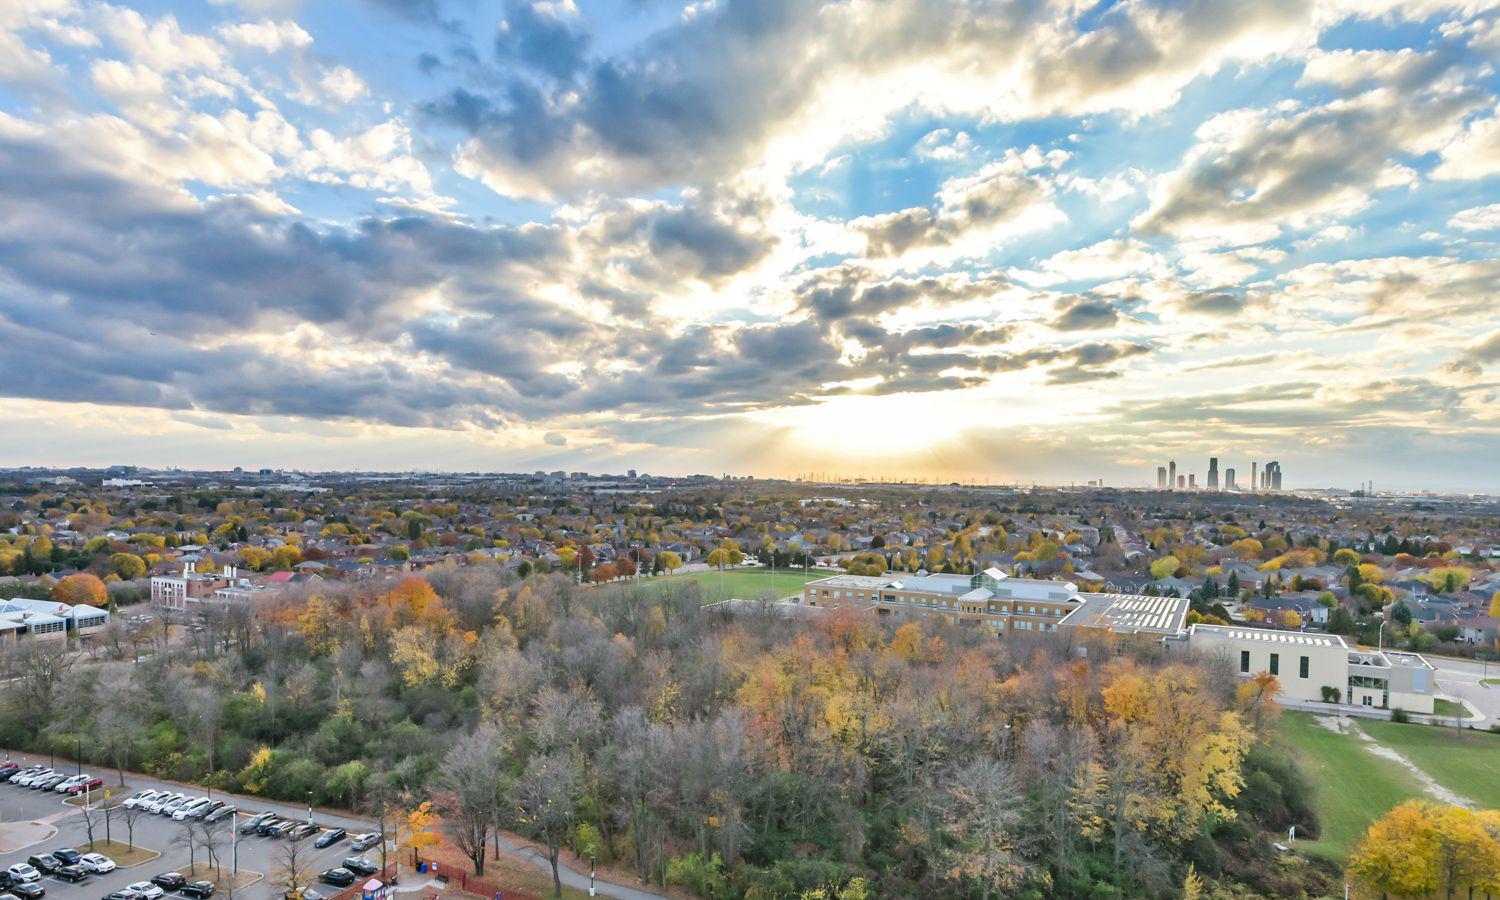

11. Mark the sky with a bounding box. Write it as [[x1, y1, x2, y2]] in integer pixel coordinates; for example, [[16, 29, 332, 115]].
[[2, 0, 1500, 491]]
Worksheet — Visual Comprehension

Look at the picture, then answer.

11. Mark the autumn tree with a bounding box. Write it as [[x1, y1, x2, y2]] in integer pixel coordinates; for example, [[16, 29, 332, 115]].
[[1348, 800, 1500, 900], [433, 726, 510, 876], [935, 758, 1029, 900], [509, 752, 580, 898], [52, 572, 107, 606]]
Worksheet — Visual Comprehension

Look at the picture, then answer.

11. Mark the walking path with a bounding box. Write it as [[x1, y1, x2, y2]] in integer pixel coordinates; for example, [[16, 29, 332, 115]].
[[1312, 716, 1474, 808], [491, 834, 665, 900]]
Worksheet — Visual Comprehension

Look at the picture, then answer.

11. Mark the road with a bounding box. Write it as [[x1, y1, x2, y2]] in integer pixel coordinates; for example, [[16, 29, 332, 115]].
[[0, 765, 664, 900], [1428, 654, 1500, 722]]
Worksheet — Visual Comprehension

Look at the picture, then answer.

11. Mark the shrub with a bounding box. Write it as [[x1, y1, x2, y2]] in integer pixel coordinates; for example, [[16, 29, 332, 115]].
[[1390, 708, 1410, 723]]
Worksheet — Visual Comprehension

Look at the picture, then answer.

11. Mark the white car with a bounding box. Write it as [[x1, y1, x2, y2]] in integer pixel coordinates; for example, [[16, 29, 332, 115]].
[[14, 768, 52, 787], [172, 798, 210, 821], [5, 864, 39, 883], [54, 774, 88, 793], [159, 795, 193, 817], [148, 793, 183, 814], [123, 789, 160, 809], [126, 882, 164, 900], [79, 853, 115, 874]]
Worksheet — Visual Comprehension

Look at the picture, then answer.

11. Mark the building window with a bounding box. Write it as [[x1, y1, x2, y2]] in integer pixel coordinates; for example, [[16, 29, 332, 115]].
[[1269, 653, 1279, 676], [1362, 695, 1372, 707], [1240, 650, 1250, 673], [1299, 656, 1309, 679]]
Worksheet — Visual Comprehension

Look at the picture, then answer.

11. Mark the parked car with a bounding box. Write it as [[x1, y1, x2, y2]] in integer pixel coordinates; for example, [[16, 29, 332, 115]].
[[101, 892, 137, 900], [317, 869, 354, 888], [65, 777, 103, 796], [125, 882, 164, 900], [158, 796, 192, 817], [172, 799, 211, 821], [7, 865, 40, 884], [51, 776, 87, 794], [52, 866, 86, 884], [0, 762, 21, 778], [348, 833, 380, 852], [191, 800, 224, 820], [11, 883, 44, 900], [178, 882, 215, 899], [79, 855, 115, 875], [341, 858, 377, 877], [204, 805, 236, 824], [257, 818, 287, 837], [33, 774, 67, 791], [14, 769, 53, 787], [148, 874, 186, 892], [240, 812, 276, 834], [50, 850, 82, 867], [287, 824, 318, 842], [313, 828, 345, 849], [122, 790, 160, 810], [24, 856, 58, 876], [147, 793, 183, 814]]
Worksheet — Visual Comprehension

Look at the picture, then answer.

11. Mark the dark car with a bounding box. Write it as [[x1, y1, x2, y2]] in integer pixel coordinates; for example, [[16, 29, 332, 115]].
[[255, 817, 285, 836], [52, 867, 86, 884], [348, 833, 380, 852], [49, 851, 81, 867], [101, 892, 135, 900], [203, 806, 235, 825], [313, 828, 345, 849], [340, 858, 377, 878], [317, 869, 354, 888], [266, 820, 298, 838], [239, 812, 275, 834], [150, 874, 186, 892], [23, 858, 56, 877], [0, 763, 20, 778], [12, 883, 44, 899], [178, 883, 215, 899]]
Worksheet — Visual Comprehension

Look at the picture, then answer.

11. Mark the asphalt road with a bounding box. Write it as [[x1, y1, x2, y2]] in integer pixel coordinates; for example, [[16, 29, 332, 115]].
[[0, 766, 386, 900], [1428, 654, 1500, 723]]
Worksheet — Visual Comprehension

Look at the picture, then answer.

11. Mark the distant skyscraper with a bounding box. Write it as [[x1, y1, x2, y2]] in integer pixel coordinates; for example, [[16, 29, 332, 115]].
[[1251, 462, 1258, 492], [1225, 467, 1236, 490], [1177, 474, 1185, 489], [1267, 461, 1282, 491], [1169, 461, 1177, 490], [1189, 473, 1197, 489], [1157, 466, 1167, 489], [1207, 457, 1219, 490]]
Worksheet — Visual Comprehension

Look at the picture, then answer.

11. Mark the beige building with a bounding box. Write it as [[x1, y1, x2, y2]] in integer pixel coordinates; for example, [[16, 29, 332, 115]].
[[801, 568, 1189, 638], [1185, 624, 1435, 714]]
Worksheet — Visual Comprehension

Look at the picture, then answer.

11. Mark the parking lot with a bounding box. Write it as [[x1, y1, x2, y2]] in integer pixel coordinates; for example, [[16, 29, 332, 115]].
[[0, 762, 389, 900]]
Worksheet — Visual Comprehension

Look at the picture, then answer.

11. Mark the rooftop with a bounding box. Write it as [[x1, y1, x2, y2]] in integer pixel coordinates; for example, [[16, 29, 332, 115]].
[[1189, 624, 1346, 648], [1060, 592, 1190, 635]]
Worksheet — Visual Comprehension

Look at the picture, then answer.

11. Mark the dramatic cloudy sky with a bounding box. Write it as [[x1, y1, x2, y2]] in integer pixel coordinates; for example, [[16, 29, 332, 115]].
[[3, 0, 1500, 490]]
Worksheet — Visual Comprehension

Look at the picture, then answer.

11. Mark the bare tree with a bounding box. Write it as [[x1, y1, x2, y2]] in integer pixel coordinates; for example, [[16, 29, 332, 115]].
[[5, 642, 75, 733], [198, 819, 225, 876], [935, 758, 1029, 900], [507, 751, 579, 898], [273, 836, 314, 897], [80, 797, 100, 850], [121, 803, 145, 852], [174, 820, 201, 873], [433, 725, 509, 876]]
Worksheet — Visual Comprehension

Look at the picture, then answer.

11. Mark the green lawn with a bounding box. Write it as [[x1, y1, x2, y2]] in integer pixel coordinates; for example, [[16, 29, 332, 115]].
[[1357, 719, 1500, 808], [638, 567, 829, 603], [1481, 678, 1500, 686], [1432, 698, 1474, 719], [1276, 713, 1427, 860]]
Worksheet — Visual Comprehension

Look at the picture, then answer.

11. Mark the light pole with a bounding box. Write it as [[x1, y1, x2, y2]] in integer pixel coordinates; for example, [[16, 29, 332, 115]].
[[306, 791, 313, 825], [1378, 619, 1388, 652], [589, 856, 595, 898], [231, 810, 238, 875]]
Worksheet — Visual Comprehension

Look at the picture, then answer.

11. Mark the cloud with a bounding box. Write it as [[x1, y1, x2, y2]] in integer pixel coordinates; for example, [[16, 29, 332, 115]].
[[1051, 298, 1120, 331], [1449, 203, 1500, 231], [216, 18, 313, 52], [543, 431, 568, 446], [495, 0, 590, 81]]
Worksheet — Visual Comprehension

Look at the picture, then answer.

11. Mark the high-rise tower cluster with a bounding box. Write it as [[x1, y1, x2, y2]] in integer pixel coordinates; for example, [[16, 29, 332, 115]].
[[1154, 457, 1282, 491]]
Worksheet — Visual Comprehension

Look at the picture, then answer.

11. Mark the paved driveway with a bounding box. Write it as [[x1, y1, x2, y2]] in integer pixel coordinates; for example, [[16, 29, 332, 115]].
[[1428, 654, 1500, 723], [0, 765, 385, 900]]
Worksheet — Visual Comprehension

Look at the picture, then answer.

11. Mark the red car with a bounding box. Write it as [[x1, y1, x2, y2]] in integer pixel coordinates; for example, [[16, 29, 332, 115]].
[[66, 777, 103, 795]]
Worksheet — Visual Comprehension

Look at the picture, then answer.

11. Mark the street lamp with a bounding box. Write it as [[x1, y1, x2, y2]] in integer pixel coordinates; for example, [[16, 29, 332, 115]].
[[1378, 619, 1388, 652], [306, 791, 313, 824]]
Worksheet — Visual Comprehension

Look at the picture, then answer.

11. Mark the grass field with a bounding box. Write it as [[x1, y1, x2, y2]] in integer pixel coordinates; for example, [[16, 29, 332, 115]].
[[1432, 698, 1473, 719], [1276, 714, 1427, 860], [1357, 719, 1500, 808], [1482, 678, 1500, 686], [639, 567, 829, 603]]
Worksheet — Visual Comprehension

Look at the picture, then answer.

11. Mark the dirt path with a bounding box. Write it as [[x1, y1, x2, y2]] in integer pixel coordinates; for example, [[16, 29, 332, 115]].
[[1313, 715, 1473, 808]]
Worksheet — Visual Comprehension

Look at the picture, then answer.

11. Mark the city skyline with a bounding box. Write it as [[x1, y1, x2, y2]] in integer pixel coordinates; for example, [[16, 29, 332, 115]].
[[3, 2, 1500, 491]]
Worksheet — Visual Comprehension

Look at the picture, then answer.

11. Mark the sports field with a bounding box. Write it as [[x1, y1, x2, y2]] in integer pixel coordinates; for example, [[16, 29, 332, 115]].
[[640, 567, 829, 603]]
